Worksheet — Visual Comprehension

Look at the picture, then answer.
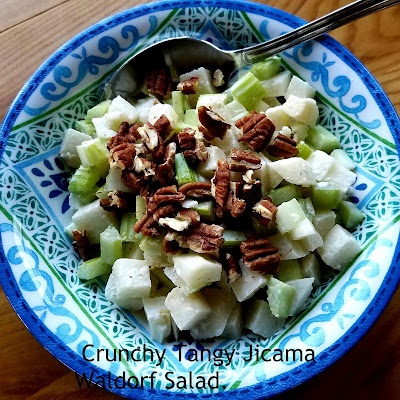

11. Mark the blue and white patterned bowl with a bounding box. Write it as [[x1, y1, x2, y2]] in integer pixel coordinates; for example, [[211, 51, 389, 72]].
[[1, 1, 400, 398]]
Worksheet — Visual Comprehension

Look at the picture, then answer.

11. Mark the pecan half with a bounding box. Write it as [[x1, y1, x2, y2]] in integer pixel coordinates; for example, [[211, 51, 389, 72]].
[[236, 112, 275, 152], [99, 190, 136, 213], [137, 124, 160, 151], [179, 182, 212, 199], [158, 209, 200, 232], [110, 143, 136, 170], [211, 159, 230, 216], [158, 142, 176, 187], [253, 197, 277, 227], [133, 156, 156, 178], [226, 181, 246, 218], [225, 253, 241, 283], [141, 204, 179, 236], [240, 238, 280, 274], [72, 230, 95, 262], [266, 133, 299, 158], [198, 106, 230, 141], [121, 170, 144, 192], [229, 148, 262, 172], [107, 122, 141, 150], [146, 66, 172, 98], [153, 114, 173, 140], [152, 185, 185, 206], [177, 77, 199, 95], [183, 223, 224, 257]]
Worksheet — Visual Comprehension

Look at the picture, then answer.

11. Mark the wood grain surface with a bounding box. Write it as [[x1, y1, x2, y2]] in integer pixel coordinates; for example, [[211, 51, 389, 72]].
[[1, 1, 400, 399]]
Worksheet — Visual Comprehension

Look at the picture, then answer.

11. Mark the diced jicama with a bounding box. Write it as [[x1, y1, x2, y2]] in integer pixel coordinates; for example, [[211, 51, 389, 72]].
[[100, 226, 123, 265], [72, 200, 119, 243], [222, 302, 243, 339], [190, 288, 236, 339], [260, 70, 292, 97], [269, 158, 316, 186], [306, 125, 340, 153], [210, 126, 246, 155], [148, 103, 179, 129], [298, 197, 315, 221], [254, 154, 283, 194], [139, 236, 171, 267], [231, 72, 267, 110], [180, 67, 217, 95], [60, 128, 93, 168], [265, 106, 291, 130], [276, 199, 307, 233], [165, 287, 211, 330], [323, 162, 357, 194], [300, 253, 322, 287], [285, 75, 316, 99], [183, 109, 199, 127], [78, 257, 111, 280], [290, 121, 309, 142], [250, 56, 281, 80], [245, 299, 286, 337], [337, 200, 365, 229], [313, 209, 336, 238], [104, 167, 135, 193], [311, 182, 342, 209], [198, 145, 226, 178], [282, 95, 319, 126], [86, 100, 111, 121], [297, 141, 314, 159], [330, 149, 356, 170], [142, 296, 171, 343], [175, 153, 199, 185], [122, 241, 144, 260], [93, 111, 129, 139], [135, 96, 159, 124], [286, 278, 314, 316], [268, 233, 309, 260], [276, 260, 303, 282], [164, 266, 192, 294], [173, 252, 222, 292], [306, 150, 335, 181], [289, 218, 323, 252], [108, 96, 138, 123], [317, 224, 362, 270], [267, 276, 295, 318], [231, 260, 269, 302], [225, 99, 248, 121]]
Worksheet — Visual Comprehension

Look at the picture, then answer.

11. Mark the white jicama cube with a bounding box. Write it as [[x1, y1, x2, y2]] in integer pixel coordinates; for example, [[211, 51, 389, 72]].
[[269, 158, 316, 186], [285, 75, 316, 99], [263, 96, 281, 107], [282, 95, 319, 126], [313, 209, 336, 238], [317, 224, 362, 270], [222, 302, 243, 339], [289, 218, 323, 251], [135, 96, 159, 124], [300, 253, 322, 287], [198, 145, 226, 178], [254, 99, 270, 113], [286, 278, 315, 316], [180, 67, 217, 94], [225, 99, 248, 121], [165, 287, 211, 330], [245, 299, 286, 338], [93, 111, 126, 139], [210, 126, 246, 155], [60, 128, 93, 168], [306, 150, 335, 181], [265, 105, 291, 130], [290, 121, 308, 142], [142, 296, 171, 343], [261, 70, 292, 97], [253, 154, 283, 193], [104, 167, 134, 192], [276, 199, 307, 233], [147, 103, 179, 128], [323, 162, 357, 194], [267, 276, 296, 318], [173, 252, 222, 292], [164, 266, 193, 295], [196, 94, 232, 121], [190, 288, 236, 339], [231, 260, 269, 302], [72, 200, 119, 243], [108, 95, 138, 123], [330, 149, 356, 170], [268, 234, 309, 260]]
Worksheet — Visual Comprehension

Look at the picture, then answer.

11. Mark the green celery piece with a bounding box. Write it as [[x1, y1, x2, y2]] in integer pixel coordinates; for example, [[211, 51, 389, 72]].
[[174, 153, 199, 186], [122, 241, 144, 260], [311, 185, 341, 209], [120, 213, 140, 242], [297, 141, 314, 159], [306, 125, 340, 153], [267, 276, 296, 318], [251, 216, 278, 236], [183, 109, 199, 128], [68, 166, 100, 196], [136, 196, 146, 220], [230, 72, 267, 111], [276, 260, 303, 282], [100, 226, 123, 265], [223, 230, 247, 247], [77, 138, 110, 178], [85, 100, 111, 121], [337, 200, 365, 229], [268, 184, 302, 206], [172, 91, 191, 116], [250, 56, 281, 80], [76, 189, 98, 206], [78, 257, 112, 281], [75, 120, 96, 137], [192, 200, 215, 221], [150, 266, 175, 290], [139, 236, 164, 257]]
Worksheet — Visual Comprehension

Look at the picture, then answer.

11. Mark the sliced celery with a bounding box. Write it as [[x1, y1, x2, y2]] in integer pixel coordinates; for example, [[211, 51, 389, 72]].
[[68, 165, 100, 196], [174, 153, 199, 186], [192, 200, 215, 221], [276, 260, 303, 282], [120, 213, 142, 242], [150, 266, 175, 290], [76, 138, 110, 178], [267, 276, 295, 318], [100, 226, 123, 265], [136, 196, 146, 220], [306, 125, 340, 153], [139, 236, 164, 259], [337, 200, 365, 229], [268, 184, 302, 206], [250, 56, 281, 80], [78, 257, 111, 281], [311, 184, 341, 209], [123, 241, 144, 260], [222, 230, 246, 247], [251, 216, 278, 236], [172, 91, 191, 116], [230, 72, 267, 111], [75, 120, 96, 137], [297, 141, 314, 160], [85, 100, 111, 121], [183, 109, 199, 128]]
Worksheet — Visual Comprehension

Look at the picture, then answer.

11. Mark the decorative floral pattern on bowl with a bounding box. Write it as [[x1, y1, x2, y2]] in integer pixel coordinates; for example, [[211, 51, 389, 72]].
[[1, 1, 399, 399]]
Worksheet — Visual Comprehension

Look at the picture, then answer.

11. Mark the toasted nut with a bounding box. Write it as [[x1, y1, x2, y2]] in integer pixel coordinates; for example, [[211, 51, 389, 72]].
[[211, 159, 230, 216], [72, 230, 95, 262], [240, 238, 280, 274], [153, 114, 173, 140], [266, 133, 299, 158], [146, 66, 172, 98], [110, 143, 136, 170], [158, 209, 200, 231], [107, 122, 141, 150], [198, 106, 230, 140], [137, 124, 160, 151], [177, 77, 199, 95], [253, 197, 277, 227], [179, 182, 212, 199], [158, 142, 176, 187], [183, 223, 225, 257], [141, 204, 180, 236], [229, 148, 262, 172], [99, 190, 136, 213], [225, 253, 241, 283], [120, 170, 144, 192]]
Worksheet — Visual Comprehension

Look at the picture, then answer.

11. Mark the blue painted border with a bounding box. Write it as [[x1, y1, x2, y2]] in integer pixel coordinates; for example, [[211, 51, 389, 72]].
[[1, 0, 400, 399]]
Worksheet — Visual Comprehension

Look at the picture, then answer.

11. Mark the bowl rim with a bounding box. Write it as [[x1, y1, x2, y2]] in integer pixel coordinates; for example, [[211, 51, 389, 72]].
[[1, 0, 400, 399]]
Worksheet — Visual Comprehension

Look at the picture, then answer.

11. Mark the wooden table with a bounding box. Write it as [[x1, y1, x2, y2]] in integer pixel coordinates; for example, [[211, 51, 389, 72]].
[[1, 0, 400, 399]]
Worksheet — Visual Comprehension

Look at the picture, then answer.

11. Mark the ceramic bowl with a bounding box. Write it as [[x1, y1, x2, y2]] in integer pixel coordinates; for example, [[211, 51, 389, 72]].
[[1, 1, 400, 399]]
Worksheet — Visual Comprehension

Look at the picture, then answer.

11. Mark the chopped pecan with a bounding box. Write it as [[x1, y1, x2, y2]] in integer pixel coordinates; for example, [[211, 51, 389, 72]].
[[99, 190, 136, 213], [198, 106, 230, 141], [183, 223, 224, 257], [177, 129, 197, 150], [177, 77, 199, 95], [133, 156, 156, 178], [163, 231, 182, 254], [153, 114, 172, 140], [158, 142, 176, 187], [179, 182, 212, 199], [121, 170, 144, 192], [158, 209, 200, 232], [110, 143, 136, 170], [107, 122, 141, 150], [242, 179, 262, 206], [266, 133, 299, 158], [177, 129, 208, 167], [225, 253, 241, 283], [211, 159, 230, 216], [229, 148, 262, 172], [226, 181, 246, 218], [151, 130, 165, 164], [240, 238, 280, 274], [137, 124, 160, 151], [141, 204, 180, 236], [151, 185, 185, 206], [213, 69, 224, 88], [72, 230, 95, 262], [236, 112, 275, 152], [253, 197, 277, 227], [146, 66, 172, 98]]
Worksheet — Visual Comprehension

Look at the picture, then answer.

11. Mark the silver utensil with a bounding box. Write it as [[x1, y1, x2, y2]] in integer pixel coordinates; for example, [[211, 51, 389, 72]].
[[102, 0, 400, 100]]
